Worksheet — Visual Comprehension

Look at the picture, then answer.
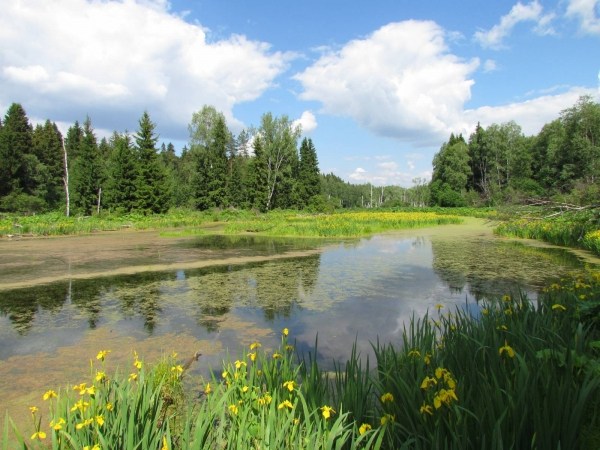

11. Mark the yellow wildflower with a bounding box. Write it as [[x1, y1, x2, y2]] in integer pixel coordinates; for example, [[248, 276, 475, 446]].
[[481, 308, 489, 316], [359, 423, 372, 435], [128, 372, 138, 382], [502, 294, 511, 302], [248, 352, 257, 362], [420, 403, 433, 416], [171, 365, 184, 376], [96, 350, 110, 361], [228, 404, 239, 415], [552, 304, 567, 312], [70, 399, 89, 412], [283, 380, 296, 392], [95, 415, 104, 426], [258, 393, 273, 406], [162, 436, 169, 450], [73, 383, 87, 395], [424, 353, 432, 365], [29, 406, 39, 415], [435, 303, 444, 311], [31, 431, 46, 440], [95, 371, 107, 382], [234, 360, 246, 370], [420, 376, 437, 390], [499, 341, 515, 358], [320, 405, 335, 419], [282, 328, 289, 336], [249, 341, 261, 350], [50, 418, 66, 431], [83, 445, 100, 450], [272, 352, 282, 359], [278, 400, 293, 410], [85, 385, 96, 396], [76, 418, 94, 430], [380, 392, 394, 403], [43, 390, 57, 401], [204, 383, 212, 395], [106, 402, 113, 411], [407, 349, 421, 358], [285, 344, 294, 352], [380, 413, 395, 425]]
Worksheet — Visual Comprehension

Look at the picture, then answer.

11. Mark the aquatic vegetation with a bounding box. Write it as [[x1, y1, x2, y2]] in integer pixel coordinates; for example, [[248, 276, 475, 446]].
[[5, 274, 600, 449], [224, 210, 462, 237]]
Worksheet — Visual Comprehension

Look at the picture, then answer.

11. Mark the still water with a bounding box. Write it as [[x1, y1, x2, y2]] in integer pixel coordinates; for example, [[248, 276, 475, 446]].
[[0, 221, 597, 424]]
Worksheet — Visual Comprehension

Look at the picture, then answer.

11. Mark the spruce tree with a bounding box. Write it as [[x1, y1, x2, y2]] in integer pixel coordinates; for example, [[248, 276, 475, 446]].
[[0, 103, 33, 199], [298, 137, 321, 207], [70, 117, 101, 214], [134, 111, 169, 214], [32, 120, 64, 208], [105, 132, 138, 212]]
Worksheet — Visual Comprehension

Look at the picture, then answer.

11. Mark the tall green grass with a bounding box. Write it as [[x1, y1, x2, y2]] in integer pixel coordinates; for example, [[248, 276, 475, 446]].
[[5, 273, 600, 449], [495, 209, 600, 256]]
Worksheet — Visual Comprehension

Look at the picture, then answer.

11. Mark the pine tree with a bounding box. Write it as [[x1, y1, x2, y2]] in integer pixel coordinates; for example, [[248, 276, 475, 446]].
[[134, 111, 169, 214]]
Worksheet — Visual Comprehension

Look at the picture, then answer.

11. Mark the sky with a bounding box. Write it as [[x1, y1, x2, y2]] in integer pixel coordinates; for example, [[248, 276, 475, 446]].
[[1, 0, 599, 186]]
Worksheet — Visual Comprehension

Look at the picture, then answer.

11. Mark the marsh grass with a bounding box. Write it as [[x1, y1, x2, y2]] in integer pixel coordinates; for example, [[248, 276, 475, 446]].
[[6, 274, 600, 449], [495, 209, 600, 256], [224, 211, 462, 237]]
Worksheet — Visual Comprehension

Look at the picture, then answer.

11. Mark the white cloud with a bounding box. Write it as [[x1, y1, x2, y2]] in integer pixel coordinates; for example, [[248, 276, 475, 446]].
[[482, 59, 498, 73], [566, 0, 600, 34], [0, 0, 290, 139], [293, 110, 318, 134], [294, 20, 479, 145], [474, 1, 555, 49], [463, 86, 597, 136]]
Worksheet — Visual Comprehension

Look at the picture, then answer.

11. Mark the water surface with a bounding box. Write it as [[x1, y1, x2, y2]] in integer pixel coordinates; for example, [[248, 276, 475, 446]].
[[0, 221, 597, 428]]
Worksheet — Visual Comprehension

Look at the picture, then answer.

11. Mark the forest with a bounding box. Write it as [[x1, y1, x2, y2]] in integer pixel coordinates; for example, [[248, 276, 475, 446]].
[[0, 96, 598, 215]]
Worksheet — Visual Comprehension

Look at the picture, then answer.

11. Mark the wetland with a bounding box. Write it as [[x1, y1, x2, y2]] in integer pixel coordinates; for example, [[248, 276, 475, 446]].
[[1, 217, 598, 429]]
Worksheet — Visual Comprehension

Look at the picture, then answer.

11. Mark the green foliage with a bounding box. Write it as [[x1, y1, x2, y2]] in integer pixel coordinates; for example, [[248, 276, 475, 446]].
[[70, 117, 102, 215], [223, 210, 462, 237], [495, 208, 600, 255], [134, 112, 170, 214]]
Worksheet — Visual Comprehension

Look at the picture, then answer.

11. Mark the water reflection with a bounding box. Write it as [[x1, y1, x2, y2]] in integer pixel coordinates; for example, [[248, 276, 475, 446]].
[[0, 232, 595, 364]]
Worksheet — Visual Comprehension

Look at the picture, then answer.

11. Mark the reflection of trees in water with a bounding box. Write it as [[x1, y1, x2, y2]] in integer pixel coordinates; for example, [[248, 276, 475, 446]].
[[431, 238, 585, 301], [184, 254, 321, 329], [112, 272, 177, 333], [0, 281, 88, 333], [0, 253, 321, 336]]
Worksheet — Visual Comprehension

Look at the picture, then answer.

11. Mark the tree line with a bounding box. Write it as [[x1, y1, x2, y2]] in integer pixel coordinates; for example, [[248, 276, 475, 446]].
[[1, 96, 597, 215], [430, 95, 600, 206], [0, 105, 321, 214]]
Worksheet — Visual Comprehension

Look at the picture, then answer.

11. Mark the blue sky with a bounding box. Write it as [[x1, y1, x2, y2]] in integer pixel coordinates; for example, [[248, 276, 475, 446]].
[[1, 0, 599, 186]]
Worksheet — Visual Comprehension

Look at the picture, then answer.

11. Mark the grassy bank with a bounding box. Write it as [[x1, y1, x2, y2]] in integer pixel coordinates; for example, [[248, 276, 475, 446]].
[[7, 273, 600, 449], [0, 209, 463, 239], [495, 209, 600, 256]]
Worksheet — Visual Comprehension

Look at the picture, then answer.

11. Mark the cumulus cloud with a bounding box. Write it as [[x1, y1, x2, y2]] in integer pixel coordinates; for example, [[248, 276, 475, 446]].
[[566, 0, 600, 34], [294, 21, 479, 145], [293, 110, 318, 134], [474, 1, 555, 49], [0, 0, 290, 139], [464, 86, 596, 136]]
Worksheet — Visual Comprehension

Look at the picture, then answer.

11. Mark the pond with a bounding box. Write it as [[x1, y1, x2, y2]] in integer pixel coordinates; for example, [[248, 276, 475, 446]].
[[0, 219, 597, 427]]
